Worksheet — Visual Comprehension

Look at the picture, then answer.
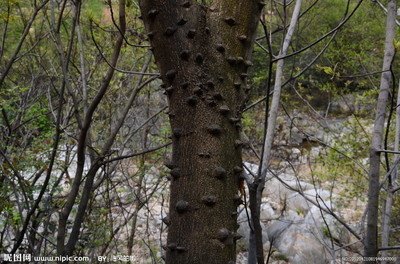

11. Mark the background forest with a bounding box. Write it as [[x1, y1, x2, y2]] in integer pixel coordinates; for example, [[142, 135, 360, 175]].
[[0, 0, 399, 263]]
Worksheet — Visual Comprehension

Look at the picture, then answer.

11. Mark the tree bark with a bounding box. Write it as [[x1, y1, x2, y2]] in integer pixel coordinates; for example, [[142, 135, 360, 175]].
[[381, 2, 399, 261], [249, 1, 302, 263], [139, 1, 262, 263], [364, 0, 396, 259], [381, 83, 399, 262]]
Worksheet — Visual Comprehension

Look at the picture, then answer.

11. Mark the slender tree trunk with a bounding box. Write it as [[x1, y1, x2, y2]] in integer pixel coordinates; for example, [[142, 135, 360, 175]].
[[381, 83, 400, 263], [381, 28, 400, 264], [249, 1, 302, 263], [365, 0, 396, 259], [139, 1, 262, 263], [57, 0, 126, 255]]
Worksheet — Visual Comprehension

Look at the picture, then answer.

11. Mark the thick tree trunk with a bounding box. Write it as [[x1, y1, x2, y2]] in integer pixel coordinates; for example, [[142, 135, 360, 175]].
[[364, 0, 396, 259], [139, 1, 261, 263]]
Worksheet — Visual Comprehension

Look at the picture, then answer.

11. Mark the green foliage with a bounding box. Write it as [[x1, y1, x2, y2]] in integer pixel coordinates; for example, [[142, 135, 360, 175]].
[[2, 205, 21, 227], [242, 111, 264, 139], [273, 252, 290, 262], [25, 102, 52, 134], [314, 117, 370, 205], [195, 0, 213, 5], [250, 0, 388, 113], [84, 0, 105, 20], [294, 0, 386, 104], [322, 226, 331, 238]]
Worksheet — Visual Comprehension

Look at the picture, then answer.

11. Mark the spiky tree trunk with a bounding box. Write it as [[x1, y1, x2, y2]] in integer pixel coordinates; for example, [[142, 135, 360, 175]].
[[139, 1, 262, 263]]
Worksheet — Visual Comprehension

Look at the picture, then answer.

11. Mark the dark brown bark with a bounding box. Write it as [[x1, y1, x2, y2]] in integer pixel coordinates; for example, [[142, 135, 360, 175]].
[[139, 1, 261, 263]]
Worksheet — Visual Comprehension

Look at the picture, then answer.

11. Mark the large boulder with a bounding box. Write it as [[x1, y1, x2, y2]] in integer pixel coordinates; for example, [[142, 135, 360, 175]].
[[240, 162, 356, 263], [286, 188, 333, 215], [268, 221, 332, 264], [304, 204, 351, 246], [263, 175, 315, 202], [236, 208, 270, 252]]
